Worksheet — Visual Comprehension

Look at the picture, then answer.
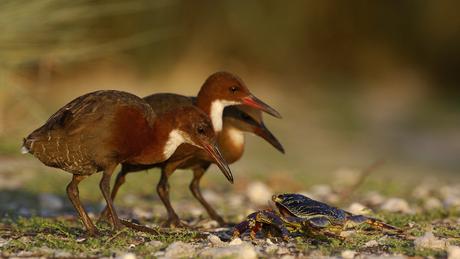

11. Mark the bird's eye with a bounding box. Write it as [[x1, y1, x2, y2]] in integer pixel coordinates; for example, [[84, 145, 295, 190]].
[[197, 126, 205, 135], [229, 86, 238, 93]]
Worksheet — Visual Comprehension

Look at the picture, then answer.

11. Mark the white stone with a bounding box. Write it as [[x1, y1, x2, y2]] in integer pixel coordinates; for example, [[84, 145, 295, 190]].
[[380, 198, 412, 213], [364, 191, 386, 206], [363, 240, 379, 248], [115, 253, 137, 259], [440, 185, 460, 199], [424, 197, 443, 210], [54, 250, 72, 257], [347, 202, 370, 215], [0, 238, 8, 248], [414, 231, 447, 250], [277, 246, 290, 255], [229, 237, 243, 246], [39, 193, 63, 212], [200, 243, 257, 259], [444, 195, 460, 208], [412, 185, 433, 199], [132, 207, 153, 220], [208, 234, 225, 247], [246, 182, 272, 206], [164, 241, 195, 258], [341, 249, 357, 259], [147, 240, 163, 249], [265, 243, 278, 254], [448, 246, 460, 259]]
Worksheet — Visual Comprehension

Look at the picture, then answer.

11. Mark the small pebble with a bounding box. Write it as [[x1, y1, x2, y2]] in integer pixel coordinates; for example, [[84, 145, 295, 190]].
[[208, 234, 225, 247], [229, 237, 243, 246], [424, 197, 443, 210], [164, 241, 195, 258], [444, 195, 460, 208], [115, 253, 137, 259], [277, 246, 290, 255], [412, 185, 433, 199], [440, 185, 460, 199], [39, 193, 64, 212], [0, 238, 8, 248], [246, 181, 272, 206], [199, 219, 219, 229], [448, 246, 460, 259], [341, 250, 357, 259], [381, 198, 412, 213], [348, 202, 370, 215], [147, 240, 163, 249], [266, 244, 278, 254], [199, 243, 257, 259], [132, 207, 153, 220], [364, 240, 379, 248], [54, 250, 72, 257], [364, 191, 386, 206], [414, 231, 447, 250]]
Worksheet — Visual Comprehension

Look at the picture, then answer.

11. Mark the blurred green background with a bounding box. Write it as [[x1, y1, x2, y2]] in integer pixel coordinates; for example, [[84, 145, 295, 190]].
[[1, 0, 459, 199]]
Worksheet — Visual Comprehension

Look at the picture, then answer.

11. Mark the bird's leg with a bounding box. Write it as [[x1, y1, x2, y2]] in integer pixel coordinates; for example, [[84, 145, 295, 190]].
[[189, 165, 225, 226], [99, 165, 123, 231], [99, 167, 129, 222], [66, 174, 98, 236], [157, 162, 184, 228]]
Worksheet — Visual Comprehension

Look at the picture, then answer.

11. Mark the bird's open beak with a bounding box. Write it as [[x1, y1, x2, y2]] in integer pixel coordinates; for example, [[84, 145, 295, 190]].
[[202, 142, 233, 184], [242, 94, 282, 118], [254, 123, 285, 153]]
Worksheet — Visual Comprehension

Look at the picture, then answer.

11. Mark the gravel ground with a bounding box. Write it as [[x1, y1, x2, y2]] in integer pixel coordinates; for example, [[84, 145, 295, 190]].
[[1, 162, 460, 258]]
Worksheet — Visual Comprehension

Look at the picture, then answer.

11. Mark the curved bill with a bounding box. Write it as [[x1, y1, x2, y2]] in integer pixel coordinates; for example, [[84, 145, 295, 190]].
[[202, 142, 233, 183], [242, 94, 282, 118], [254, 123, 285, 154]]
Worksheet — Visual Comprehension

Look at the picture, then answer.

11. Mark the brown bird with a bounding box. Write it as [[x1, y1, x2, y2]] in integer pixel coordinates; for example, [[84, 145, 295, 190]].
[[100, 72, 281, 227], [21, 90, 231, 235], [104, 105, 284, 226]]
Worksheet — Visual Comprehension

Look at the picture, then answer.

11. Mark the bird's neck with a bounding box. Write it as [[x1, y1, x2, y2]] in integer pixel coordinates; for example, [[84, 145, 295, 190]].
[[129, 114, 187, 164], [197, 96, 239, 132], [218, 124, 245, 164]]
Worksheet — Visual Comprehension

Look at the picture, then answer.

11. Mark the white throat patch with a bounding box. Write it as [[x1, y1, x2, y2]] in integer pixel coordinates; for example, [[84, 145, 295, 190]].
[[163, 130, 190, 158], [210, 100, 239, 132]]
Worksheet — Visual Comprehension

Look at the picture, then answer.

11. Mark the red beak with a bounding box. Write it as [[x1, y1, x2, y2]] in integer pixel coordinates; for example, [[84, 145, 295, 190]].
[[202, 142, 233, 184], [242, 94, 281, 118]]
